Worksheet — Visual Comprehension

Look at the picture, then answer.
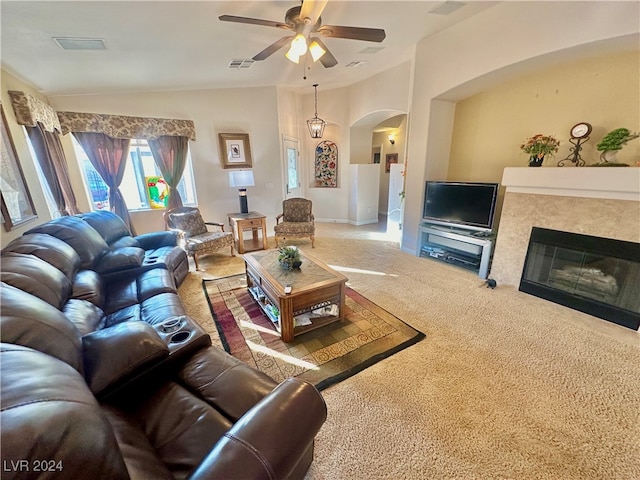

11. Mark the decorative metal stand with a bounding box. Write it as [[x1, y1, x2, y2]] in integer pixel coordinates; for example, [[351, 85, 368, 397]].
[[558, 136, 588, 167]]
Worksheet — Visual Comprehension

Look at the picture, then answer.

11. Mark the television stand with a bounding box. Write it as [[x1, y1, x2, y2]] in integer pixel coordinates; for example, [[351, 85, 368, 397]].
[[418, 222, 495, 279]]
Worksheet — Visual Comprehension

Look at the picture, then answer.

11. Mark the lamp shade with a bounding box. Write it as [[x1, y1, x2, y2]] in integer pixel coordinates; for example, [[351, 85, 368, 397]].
[[228, 170, 255, 188]]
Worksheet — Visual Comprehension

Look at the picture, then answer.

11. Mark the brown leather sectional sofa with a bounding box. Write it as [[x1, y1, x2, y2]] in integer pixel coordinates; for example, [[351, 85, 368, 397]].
[[0, 211, 327, 480]]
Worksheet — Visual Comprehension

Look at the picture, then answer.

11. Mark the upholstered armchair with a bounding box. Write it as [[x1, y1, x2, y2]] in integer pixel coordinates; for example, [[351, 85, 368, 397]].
[[165, 207, 234, 270], [274, 198, 315, 248]]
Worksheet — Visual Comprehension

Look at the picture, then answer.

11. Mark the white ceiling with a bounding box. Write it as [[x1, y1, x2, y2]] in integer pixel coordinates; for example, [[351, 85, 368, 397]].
[[1, 1, 498, 96]]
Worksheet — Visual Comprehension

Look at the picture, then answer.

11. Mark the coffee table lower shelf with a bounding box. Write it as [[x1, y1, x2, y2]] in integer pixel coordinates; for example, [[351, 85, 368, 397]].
[[247, 282, 341, 341]]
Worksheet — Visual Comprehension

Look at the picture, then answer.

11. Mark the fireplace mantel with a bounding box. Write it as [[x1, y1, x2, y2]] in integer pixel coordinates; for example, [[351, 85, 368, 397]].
[[501, 167, 640, 201], [490, 167, 640, 290]]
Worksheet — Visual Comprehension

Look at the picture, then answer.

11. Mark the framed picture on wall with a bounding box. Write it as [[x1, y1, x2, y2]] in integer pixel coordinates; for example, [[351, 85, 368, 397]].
[[1, 103, 37, 231], [385, 153, 398, 173], [219, 133, 252, 169]]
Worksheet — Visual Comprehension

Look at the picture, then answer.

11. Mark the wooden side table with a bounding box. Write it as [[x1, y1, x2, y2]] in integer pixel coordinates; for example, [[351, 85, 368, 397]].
[[227, 211, 268, 254]]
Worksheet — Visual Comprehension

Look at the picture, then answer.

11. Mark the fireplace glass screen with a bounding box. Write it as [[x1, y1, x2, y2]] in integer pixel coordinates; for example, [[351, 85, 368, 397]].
[[520, 228, 640, 330]]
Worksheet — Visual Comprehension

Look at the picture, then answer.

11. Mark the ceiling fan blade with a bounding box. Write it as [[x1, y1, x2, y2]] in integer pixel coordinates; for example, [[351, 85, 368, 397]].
[[219, 15, 289, 30], [300, 0, 328, 24], [252, 36, 294, 61], [310, 37, 338, 68], [317, 25, 386, 43]]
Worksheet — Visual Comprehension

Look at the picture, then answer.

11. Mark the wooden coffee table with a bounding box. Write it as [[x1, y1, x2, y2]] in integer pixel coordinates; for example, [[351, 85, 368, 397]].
[[244, 249, 348, 342]]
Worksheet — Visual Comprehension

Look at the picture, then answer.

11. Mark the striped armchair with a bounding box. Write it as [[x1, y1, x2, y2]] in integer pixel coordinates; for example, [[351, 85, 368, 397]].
[[274, 198, 315, 248], [164, 207, 234, 270]]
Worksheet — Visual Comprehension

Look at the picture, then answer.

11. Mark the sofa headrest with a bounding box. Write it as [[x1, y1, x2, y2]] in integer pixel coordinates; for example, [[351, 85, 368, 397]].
[[80, 211, 137, 246], [3, 233, 81, 279], [0, 283, 83, 373], [0, 343, 129, 479], [0, 252, 72, 310], [26, 216, 109, 269]]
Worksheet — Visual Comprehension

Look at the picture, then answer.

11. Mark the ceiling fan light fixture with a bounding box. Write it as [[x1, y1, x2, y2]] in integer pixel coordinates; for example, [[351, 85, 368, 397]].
[[307, 84, 326, 139], [291, 34, 308, 56], [308, 39, 326, 62], [285, 46, 301, 64]]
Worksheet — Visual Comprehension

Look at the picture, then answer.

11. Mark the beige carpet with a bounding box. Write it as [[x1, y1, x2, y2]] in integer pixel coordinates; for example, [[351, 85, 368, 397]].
[[178, 221, 640, 480]]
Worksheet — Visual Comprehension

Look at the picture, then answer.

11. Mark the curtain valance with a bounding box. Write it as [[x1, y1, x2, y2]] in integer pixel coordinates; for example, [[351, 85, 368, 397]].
[[57, 111, 196, 141], [8, 90, 62, 133]]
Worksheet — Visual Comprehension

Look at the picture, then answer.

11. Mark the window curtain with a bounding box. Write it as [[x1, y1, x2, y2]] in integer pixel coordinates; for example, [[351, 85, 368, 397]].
[[73, 132, 135, 234], [25, 123, 81, 216], [147, 135, 189, 211]]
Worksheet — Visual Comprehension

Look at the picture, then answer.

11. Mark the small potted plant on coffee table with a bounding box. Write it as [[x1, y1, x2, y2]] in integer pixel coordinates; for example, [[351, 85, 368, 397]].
[[278, 245, 302, 270]]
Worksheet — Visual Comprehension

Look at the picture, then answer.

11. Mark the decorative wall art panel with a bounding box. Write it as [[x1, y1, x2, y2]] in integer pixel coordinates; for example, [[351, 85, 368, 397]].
[[315, 140, 338, 187]]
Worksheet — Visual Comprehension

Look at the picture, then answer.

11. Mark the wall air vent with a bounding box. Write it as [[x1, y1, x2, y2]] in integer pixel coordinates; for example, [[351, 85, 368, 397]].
[[345, 61, 367, 68], [228, 59, 255, 69], [53, 37, 106, 50]]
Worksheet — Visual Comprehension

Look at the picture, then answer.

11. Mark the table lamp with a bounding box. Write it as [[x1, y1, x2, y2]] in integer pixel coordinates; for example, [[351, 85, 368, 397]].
[[228, 170, 255, 214]]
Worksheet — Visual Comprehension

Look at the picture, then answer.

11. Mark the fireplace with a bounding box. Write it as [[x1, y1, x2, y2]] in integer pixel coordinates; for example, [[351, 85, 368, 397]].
[[520, 227, 640, 330]]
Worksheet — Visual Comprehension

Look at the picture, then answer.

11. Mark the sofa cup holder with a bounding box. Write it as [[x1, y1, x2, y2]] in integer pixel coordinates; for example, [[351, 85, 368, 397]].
[[169, 330, 191, 344], [161, 317, 184, 333]]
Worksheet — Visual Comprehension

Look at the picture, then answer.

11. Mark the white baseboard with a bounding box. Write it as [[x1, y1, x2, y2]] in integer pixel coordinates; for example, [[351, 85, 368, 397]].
[[315, 218, 349, 224], [347, 219, 379, 226]]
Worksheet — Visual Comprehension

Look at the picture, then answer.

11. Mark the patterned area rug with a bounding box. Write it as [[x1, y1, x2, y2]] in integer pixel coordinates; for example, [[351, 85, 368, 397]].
[[202, 275, 425, 390]]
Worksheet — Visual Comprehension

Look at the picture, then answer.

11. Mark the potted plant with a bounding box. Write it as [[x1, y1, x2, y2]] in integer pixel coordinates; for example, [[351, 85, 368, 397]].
[[278, 245, 302, 270], [596, 127, 639, 164], [520, 134, 561, 167]]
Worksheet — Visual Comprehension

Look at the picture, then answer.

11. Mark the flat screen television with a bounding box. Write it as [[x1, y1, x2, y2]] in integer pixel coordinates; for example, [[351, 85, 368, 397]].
[[423, 181, 499, 233]]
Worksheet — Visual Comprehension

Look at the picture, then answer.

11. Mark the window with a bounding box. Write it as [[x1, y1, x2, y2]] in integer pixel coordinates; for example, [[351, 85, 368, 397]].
[[23, 127, 58, 218], [74, 138, 197, 211]]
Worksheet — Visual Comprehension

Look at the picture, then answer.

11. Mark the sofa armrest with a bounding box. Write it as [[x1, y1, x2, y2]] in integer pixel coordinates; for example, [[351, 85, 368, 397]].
[[83, 322, 170, 396], [136, 231, 178, 249], [186, 378, 327, 480], [95, 246, 145, 274]]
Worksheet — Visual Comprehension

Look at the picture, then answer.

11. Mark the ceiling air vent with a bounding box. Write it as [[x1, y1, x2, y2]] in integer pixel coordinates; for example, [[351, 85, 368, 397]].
[[345, 61, 366, 68], [53, 37, 106, 50], [228, 59, 255, 69]]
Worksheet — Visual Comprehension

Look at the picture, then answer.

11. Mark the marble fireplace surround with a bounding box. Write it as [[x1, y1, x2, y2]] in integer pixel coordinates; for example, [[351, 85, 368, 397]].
[[490, 167, 640, 288]]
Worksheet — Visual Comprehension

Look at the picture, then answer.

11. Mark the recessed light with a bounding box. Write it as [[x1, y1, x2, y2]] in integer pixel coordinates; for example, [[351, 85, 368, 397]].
[[53, 37, 106, 50]]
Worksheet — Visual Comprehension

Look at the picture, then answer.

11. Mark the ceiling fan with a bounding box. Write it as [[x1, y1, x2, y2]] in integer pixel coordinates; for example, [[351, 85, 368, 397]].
[[219, 0, 386, 68]]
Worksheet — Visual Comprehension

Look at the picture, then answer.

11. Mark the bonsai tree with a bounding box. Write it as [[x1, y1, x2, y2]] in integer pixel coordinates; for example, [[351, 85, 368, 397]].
[[597, 128, 639, 152]]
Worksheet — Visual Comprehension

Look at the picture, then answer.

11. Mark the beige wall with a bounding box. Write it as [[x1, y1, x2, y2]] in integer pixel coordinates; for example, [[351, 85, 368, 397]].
[[448, 50, 640, 184], [2, 4, 638, 249], [403, 1, 640, 254], [45, 86, 284, 235], [445, 49, 639, 231]]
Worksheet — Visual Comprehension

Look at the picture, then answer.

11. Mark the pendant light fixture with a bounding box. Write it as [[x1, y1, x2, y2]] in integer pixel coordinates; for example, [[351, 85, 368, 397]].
[[307, 84, 326, 139]]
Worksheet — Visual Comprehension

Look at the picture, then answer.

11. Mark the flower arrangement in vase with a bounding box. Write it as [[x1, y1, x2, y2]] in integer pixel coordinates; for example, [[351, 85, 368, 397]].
[[277, 245, 302, 270], [520, 134, 561, 167]]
